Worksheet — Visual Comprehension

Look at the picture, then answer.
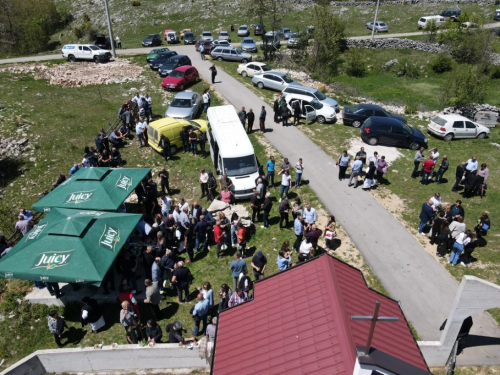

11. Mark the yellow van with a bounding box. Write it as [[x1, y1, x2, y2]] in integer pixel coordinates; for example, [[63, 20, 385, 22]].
[[147, 117, 207, 154]]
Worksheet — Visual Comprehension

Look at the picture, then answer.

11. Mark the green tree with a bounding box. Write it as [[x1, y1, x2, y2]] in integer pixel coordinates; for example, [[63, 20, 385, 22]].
[[440, 66, 486, 108], [423, 19, 438, 42], [344, 46, 366, 77], [309, 0, 346, 78]]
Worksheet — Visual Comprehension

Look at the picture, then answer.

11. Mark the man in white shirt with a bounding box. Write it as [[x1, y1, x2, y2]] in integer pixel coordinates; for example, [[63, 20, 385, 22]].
[[465, 156, 478, 173], [135, 117, 147, 148], [303, 204, 316, 225], [159, 193, 173, 216], [82, 154, 90, 168], [202, 89, 210, 114], [132, 93, 143, 108], [178, 198, 190, 213], [294, 158, 304, 188], [199, 169, 209, 199], [368, 151, 379, 166], [348, 156, 363, 188]]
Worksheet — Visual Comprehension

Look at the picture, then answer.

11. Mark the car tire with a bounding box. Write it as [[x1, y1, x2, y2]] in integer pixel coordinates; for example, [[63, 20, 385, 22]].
[[241, 58, 248, 63], [352, 120, 362, 128], [443, 133, 454, 142], [409, 142, 420, 150], [170, 145, 178, 155], [180, 84, 185, 91], [195, 75, 200, 83], [368, 137, 378, 146], [317, 116, 326, 124], [241, 71, 248, 77], [257, 82, 264, 89], [93, 56, 100, 63], [217, 57, 223, 61], [68, 55, 76, 62], [476, 132, 487, 139]]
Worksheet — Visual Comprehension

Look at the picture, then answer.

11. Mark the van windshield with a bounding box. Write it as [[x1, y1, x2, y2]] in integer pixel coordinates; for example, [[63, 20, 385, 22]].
[[223, 155, 258, 176], [313, 90, 326, 100]]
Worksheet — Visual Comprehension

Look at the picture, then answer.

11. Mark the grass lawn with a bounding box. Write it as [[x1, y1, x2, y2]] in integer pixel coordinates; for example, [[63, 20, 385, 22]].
[[0, 54, 389, 370]]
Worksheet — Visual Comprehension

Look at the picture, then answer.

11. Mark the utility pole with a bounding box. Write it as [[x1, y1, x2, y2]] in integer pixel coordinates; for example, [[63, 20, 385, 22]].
[[104, 0, 116, 58], [370, 0, 381, 41]]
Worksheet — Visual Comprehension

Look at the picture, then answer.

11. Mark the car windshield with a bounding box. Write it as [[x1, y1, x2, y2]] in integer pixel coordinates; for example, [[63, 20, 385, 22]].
[[239, 27, 247, 30], [402, 123, 414, 134], [89, 45, 101, 50], [242, 38, 254, 43], [202, 33, 211, 37], [282, 75, 293, 83], [235, 49, 242, 55], [311, 99, 323, 109], [165, 57, 178, 64], [290, 33, 299, 38], [169, 70, 184, 78], [261, 64, 272, 72], [223, 155, 258, 176], [220, 32, 228, 36], [171, 98, 192, 107], [313, 90, 326, 100], [351, 104, 363, 113], [146, 35, 154, 40], [185, 33, 193, 37], [187, 121, 201, 130], [432, 116, 448, 126]]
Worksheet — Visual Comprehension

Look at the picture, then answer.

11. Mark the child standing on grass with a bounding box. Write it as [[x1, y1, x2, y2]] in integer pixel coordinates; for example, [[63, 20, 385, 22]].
[[47, 310, 68, 348]]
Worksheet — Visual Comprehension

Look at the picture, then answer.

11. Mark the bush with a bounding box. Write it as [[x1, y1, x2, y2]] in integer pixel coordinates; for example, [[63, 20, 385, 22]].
[[131, 0, 141, 5], [397, 59, 419, 78], [405, 102, 418, 115], [431, 54, 453, 74], [344, 47, 367, 77], [490, 65, 500, 79]]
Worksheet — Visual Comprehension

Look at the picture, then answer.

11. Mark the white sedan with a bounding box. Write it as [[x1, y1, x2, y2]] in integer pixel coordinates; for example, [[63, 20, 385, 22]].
[[237, 62, 272, 78], [427, 114, 490, 141]]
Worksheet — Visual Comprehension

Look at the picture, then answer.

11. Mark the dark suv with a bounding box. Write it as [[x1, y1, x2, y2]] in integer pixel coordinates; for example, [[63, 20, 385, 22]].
[[439, 9, 461, 21], [158, 55, 192, 77], [254, 23, 264, 36], [360, 117, 427, 150], [149, 51, 178, 70], [94, 34, 114, 50]]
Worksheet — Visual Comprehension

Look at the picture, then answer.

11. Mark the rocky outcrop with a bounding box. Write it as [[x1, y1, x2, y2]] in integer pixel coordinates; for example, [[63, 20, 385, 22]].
[[347, 38, 447, 53]]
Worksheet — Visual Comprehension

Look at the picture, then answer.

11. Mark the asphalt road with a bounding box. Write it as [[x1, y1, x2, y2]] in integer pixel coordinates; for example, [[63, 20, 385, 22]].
[[2, 38, 500, 366]]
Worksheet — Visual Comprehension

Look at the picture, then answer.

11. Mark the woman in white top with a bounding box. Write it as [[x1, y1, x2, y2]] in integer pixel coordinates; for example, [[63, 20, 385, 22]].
[[299, 238, 313, 262], [429, 192, 441, 211], [449, 230, 471, 266]]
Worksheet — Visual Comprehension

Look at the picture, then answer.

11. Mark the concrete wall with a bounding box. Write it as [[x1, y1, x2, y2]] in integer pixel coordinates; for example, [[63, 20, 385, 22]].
[[1, 344, 209, 375]]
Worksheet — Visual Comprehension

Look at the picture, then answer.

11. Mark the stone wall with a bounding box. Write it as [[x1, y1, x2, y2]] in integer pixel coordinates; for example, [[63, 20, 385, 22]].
[[329, 0, 496, 6]]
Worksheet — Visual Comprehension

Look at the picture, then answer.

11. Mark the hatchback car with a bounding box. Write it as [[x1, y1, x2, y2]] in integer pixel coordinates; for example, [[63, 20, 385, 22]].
[[142, 34, 162, 47], [237, 62, 272, 77], [158, 55, 192, 77], [254, 23, 264, 36], [342, 103, 407, 128], [218, 31, 231, 42], [252, 71, 302, 91], [200, 31, 214, 42], [241, 37, 257, 53], [147, 118, 207, 155], [212, 40, 232, 48], [180, 29, 192, 39], [285, 94, 337, 124], [287, 32, 304, 48], [211, 47, 252, 63], [427, 114, 490, 141], [149, 51, 178, 70], [360, 117, 427, 150], [165, 92, 202, 120], [183, 32, 196, 45], [238, 25, 250, 37], [146, 47, 170, 62], [161, 65, 199, 91], [366, 21, 389, 32]]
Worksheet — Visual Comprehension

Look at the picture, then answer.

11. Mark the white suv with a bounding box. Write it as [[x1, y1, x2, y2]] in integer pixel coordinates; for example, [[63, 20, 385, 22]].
[[284, 93, 337, 124], [61, 44, 112, 63]]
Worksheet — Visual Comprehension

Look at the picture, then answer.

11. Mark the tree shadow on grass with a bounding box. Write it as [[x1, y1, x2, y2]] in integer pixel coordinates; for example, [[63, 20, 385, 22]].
[[0, 157, 26, 189]]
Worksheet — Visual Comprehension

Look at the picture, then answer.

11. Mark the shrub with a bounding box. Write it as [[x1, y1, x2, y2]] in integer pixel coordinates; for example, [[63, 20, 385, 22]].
[[397, 59, 419, 78], [490, 65, 500, 79], [344, 47, 367, 77], [431, 54, 453, 74], [82, 13, 91, 22], [405, 102, 418, 115], [132, 0, 141, 5]]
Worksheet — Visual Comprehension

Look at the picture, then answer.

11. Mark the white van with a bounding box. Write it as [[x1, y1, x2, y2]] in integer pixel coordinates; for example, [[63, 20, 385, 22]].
[[418, 16, 446, 29], [206, 105, 260, 199]]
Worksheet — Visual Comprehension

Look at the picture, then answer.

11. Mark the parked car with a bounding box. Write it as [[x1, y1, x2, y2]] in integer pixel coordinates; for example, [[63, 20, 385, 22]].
[[200, 31, 214, 42], [439, 9, 461, 21], [161, 65, 199, 91], [146, 47, 170, 62], [427, 114, 490, 141], [261, 31, 280, 50], [211, 47, 252, 63], [238, 25, 250, 37], [237, 62, 272, 77], [165, 91, 202, 120], [195, 39, 213, 53], [366, 21, 389, 32], [142, 34, 162, 47], [241, 37, 257, 53], [158, 55, 192, 77], [495, 9, 500, 21], [342, 103, 407, 128], [251, 71, 302, 91], [287, 32, 304, 48], [360, 117, 428, 150], [284, 93, 337, 124], [282, 85, 339, 113], [180, 29, 192, 39], [94, 34, 115, 50], [164, 30, 180, 44], [149, 51, 178, 70], [183, 32, 196, 45], [280, 28, 293, 39], [212, 40, 232, 48], [218, 31, 231, 42], [417, 16, 446, 29], [61, 44, 111, 63], [147, 117, 207, 155], [254, 23, 264, 36]]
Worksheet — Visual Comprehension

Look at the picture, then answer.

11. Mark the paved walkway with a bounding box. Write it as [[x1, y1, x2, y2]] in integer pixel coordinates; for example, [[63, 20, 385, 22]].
[[2, 44, 500, 365]]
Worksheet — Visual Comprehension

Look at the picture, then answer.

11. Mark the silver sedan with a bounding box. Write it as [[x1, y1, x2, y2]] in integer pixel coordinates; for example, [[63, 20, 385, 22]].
[[165, 91, 202, 120], [251, 71, 302, 91]]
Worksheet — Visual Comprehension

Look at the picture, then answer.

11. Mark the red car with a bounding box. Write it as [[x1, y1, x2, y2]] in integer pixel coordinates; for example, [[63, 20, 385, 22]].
[[195, 39, 212, 53], [161, 65, 199, 91]]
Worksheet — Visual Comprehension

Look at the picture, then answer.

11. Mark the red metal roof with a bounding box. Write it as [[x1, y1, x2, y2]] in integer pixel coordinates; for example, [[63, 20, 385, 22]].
[[212, 254, 429, 375]]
